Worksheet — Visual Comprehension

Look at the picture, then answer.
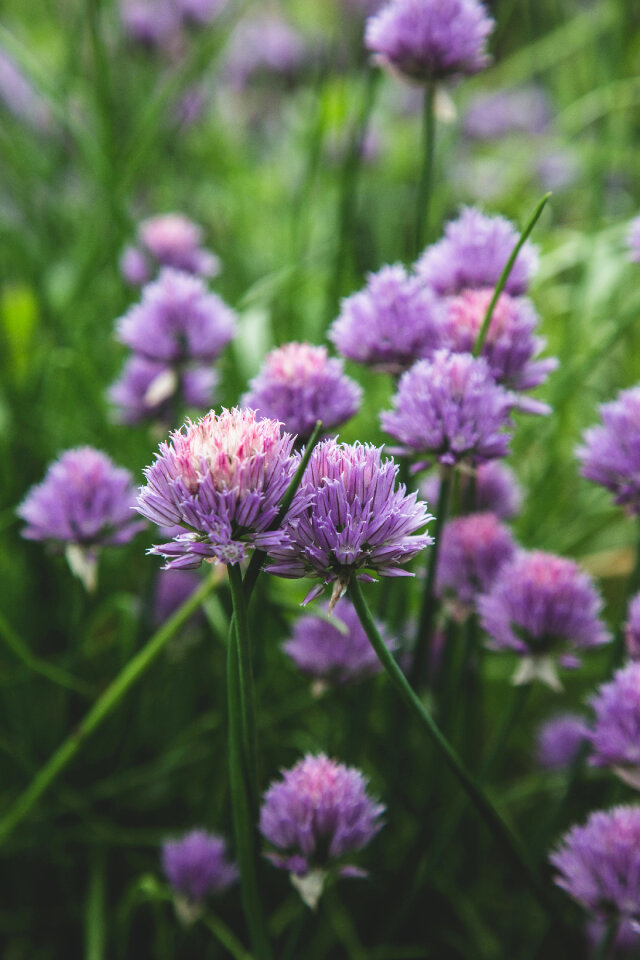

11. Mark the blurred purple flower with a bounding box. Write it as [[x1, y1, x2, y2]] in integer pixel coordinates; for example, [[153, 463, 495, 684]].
[[283, 598, 396, 686], [626, 593, 640, 661], [176, 0, 226, 27], [534, 146, 579, 192], [120, 0, 179, 48], [535, 713, 589, 771], [463, 86, 551, 139], [242, 342, 362, 442], [162, 829, 237, 906], [121, 213, 220, 285], [262, 439, 433, 607], [587, 919, 640, 957], [589, 663, 640, 790], [109, 355, 217, 425], [416, 207, 538, 296], [422, 461, 522, 520], [137, 407, 298, 568], [436, 512, 515, 615], [365, 0, 494, 83], [0, 47, 51, 132], [153, 569, 202, 625], [116, 268, 235, 364], [224, 15, 306, 89], [478, 550, 610, 690], [329, 264, 445, 375], [628, 217, 640, 264], [380, 350, 512, 467], [550, 806, 640, 930], [577, 387, 640, 515]]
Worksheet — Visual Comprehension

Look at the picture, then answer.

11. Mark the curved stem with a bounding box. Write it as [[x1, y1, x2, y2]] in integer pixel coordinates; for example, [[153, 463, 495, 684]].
[[201, 912, 253, 960], [348, 578, 560, 923], [414, 82, 436, 257]]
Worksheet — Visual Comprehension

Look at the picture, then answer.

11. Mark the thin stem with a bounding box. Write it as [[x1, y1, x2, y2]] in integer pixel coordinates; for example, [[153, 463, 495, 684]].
[[348, 578, 560, 923], [411, 468, 453, 687], [481, 684, 531, 779], [0, 610, 93, 697], [201, 911, 254, 960], [0, 571, 218, 846], [593, 920, 618, 960], [227, 563, 259, 815], [473, 193, 552, 356], [84, 847, 106, 960], [414, 82, 436, 257]]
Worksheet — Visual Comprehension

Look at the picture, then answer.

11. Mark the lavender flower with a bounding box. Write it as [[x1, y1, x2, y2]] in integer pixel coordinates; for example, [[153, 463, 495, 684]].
[[626, 593, 640, 661], [116, 269, 235, 364], [153, 569, 202, 625], [587, 920, 639, 957], [242, 342, 362, 442], [589, 663, 640, 790], [436, 512, 515, 616], [577, 387, 640, 514], [262, 439, 433, 607], [0, 47, 51, 132], [365, 0, 494, 83], [260, 754, 384, 906], [121, 213, 220, 285], [329, 265, 444, 374], [422, 461, 522, 520], [627, 217, 640, 264], [478, 550, 610, 690], [442, 288, 557, 412], [416, 207, 538, 296], [162, 829, 237, 918], [225, 15, 306, 89], [120, 0, 179, 49], [535, 714, 589, 771], [550, 806, 640, 929], [463, 86, 551, 140], [18, 448, 145, 590], [380, 350, 512, 468], [176, 0, 226, 27], [136, 407, 297, 568], [109, 355, 217, 425], [283, 598, 395, 686]]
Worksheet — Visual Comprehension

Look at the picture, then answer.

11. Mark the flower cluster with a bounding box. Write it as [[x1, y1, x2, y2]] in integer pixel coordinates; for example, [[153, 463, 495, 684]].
[[589, 663, 640, 789], [242, 342, 362, 442], [121, 213, 220, 287], [577, 386, 640, 515], [162, 829, 237, 911], [436, 512, 515, 615], [120, 0, 225, 50], [535, 714, 588, 771], [626, 593, 640, 660]]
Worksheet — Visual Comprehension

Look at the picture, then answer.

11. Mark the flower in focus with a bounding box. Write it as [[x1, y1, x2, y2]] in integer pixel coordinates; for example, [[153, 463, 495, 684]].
[[577, 387, 640, 515], [422, 461, 522, 520], [626, 593, 640, 661], [550, 806, 640, 930], [120, 214, 220, 286], [365, 0, 494, 84], [478, 550, 610, 690], [436, 512, 515, 617], [136, 407, 298, 568], [260, 753, 384, 907], [283, 598, 396, 687], [442, 288, 557, 413], [380, 350, 512, 468], [416, 207, 538, 296], [535, 713, 589, 771], [116, 268, 235, 364], [18, 447, 145, 590], [109, 355, 217, 426], [242, 342, 362, 442], [627, 216, 640, 264], [329, 264, 444, 375], [262, 439, 433, 607], [462, 86, 551, 140], [162, 829, 237, 921], [589, 663, 640, 790]]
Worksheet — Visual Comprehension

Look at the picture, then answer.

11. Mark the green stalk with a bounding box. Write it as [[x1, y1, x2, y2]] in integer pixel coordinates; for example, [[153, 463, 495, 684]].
[[593, 920, 618, 960], [0, 571, 218, 846], [411, 468, 453, 687], [0, 610, 93, 697], [348, 578, 559, 921], [473, 193, 552, 356], [201, 912, 254, 960], [227, 563, 259, 814], [414, 82, 436, 257]]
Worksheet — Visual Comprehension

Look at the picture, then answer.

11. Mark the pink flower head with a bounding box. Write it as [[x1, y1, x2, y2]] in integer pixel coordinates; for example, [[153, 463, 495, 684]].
[[121, 213, 220, 285], [436, 511, 515, 614]]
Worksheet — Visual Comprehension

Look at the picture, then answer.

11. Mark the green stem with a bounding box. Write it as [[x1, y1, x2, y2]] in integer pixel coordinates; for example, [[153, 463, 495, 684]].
[[348, 578, 559, 922], [0, 610, 93, 697], [473, 193, 552, 356], [84, 847, 106, 960], [201, 911, 254, 960], [593, 920, 618, 960], [227, 563, 259, 815], [0, 571, 218, 846], [411, 468, 453, 687], [414, 82, 436, 257], [481, 684, 531, 779]]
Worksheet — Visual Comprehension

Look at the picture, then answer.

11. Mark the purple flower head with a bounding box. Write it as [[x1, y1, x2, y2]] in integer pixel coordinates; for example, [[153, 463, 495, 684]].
[[478, 550, 610, 690], [242, 342, 362, 443], [380, 350, 512, 468], [535, 713, 589, 771], [18, 448, 145, 590], [627, 217, 640, 264], [153, 569, 202, 626], [443, 288, 557, 413], [436, 512, 515, 615], [260, 754, 384, 884], [463, 86, 551, 140], [577, 387, 640, 515], [116, 269, 235, 364], [225, 15, 306, 89], [262, 439, 433, 607], [136, 407, 298, 568], [176, 0, 226, 28], [120, 0, 179, 48], [162, 830, 237, 906], [550, 806, 640, 927], [283, 598, 396, 686], [416, 207, 538, 296], [365, 0, 494, 83], [329, 264, 445, 375], [626, 593, 640, 661], [587, 920, 640, 957], [109, 355, 217, 426], [589, 663, 640, 790], [0, 47, 51, 132], [121, 213, 220, 285], [422, 461, 522, 520]]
